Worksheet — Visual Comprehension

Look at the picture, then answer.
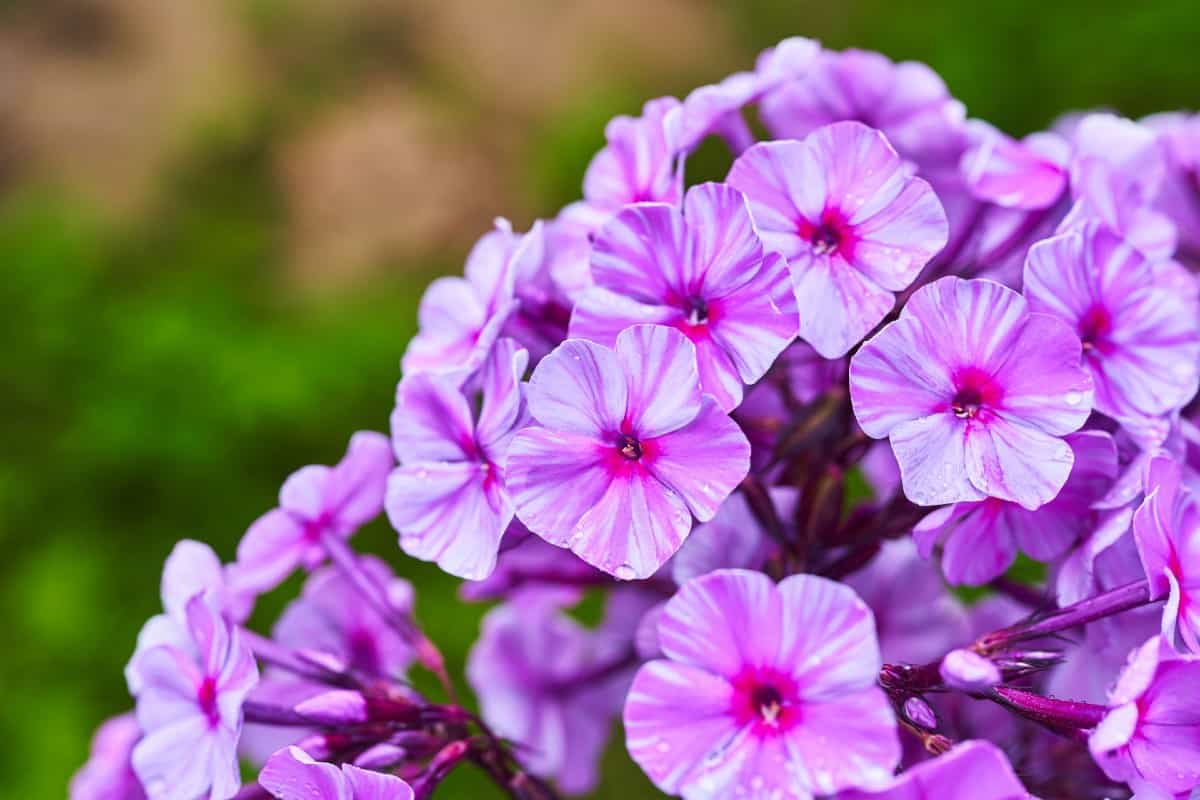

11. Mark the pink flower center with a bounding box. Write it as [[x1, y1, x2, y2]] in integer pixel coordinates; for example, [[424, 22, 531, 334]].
[[1078, 304, 1114, 356], [798, 210, 854, 258], [731, 667, 800, 736], [811, 224, 842, 255], [618, 434, 643, 461], [197, 676, 220, 728], [949, 366, 1003, 422], [684, 296, 709, 326]]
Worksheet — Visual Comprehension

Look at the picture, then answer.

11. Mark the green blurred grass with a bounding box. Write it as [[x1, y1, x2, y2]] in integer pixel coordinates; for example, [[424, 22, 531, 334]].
[[1, 2, 1199, 798]]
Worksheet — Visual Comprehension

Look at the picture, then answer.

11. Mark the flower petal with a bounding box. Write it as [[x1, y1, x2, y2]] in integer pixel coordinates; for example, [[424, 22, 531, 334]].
[[386, 461, 511, 580], [525, 339, 628, 437], [643, 397, 751, 522]]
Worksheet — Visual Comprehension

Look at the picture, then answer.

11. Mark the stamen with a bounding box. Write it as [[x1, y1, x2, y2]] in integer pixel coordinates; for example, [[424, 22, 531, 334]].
[[619, 435, 643, 460]]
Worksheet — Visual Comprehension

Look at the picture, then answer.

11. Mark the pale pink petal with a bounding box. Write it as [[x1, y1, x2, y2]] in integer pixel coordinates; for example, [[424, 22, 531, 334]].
[[474, 338, 529, 449], [683, 182, 766, 297], [890, 414, 987, 506], [614, 325, 703, 437], [400, 277, 487, 375], [849, 316, 955, 438], [279, 465, 331, 521], [851, 176, 948, 292], [161, 540, 225, 620], [386, 461, 510, 581], [990, 315, 1092, 437], [391, 375, 475, 463], [657, 569, 781, 677], [624, 660, 741, 795], [590, 203, 688, 300], [706, 252, 800, 390], [570, 463, 692, 578], [131, 718, 218, 800], [727, 140, 828, 259], [234, 509, 306, 593], [259, 746, 349, 800], [643, 397, 751, 522], [325, 431, 393, 532], [965, 415, 1076, 509], [507, 428, 617, 550], [342, 765, 414, 800], [792, 250, 897, 358], [525, 339, 628, 437], [568, 287, 679, 348], [776, 574, 881, 697], [784, 688, 900, 796]]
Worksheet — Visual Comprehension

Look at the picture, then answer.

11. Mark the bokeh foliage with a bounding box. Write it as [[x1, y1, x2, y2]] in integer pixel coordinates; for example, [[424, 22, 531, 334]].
[[0, 1, 1197, 798]]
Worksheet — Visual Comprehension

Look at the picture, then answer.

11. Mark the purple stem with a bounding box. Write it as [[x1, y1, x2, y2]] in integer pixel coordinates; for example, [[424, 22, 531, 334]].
[[977, 579, 1153, 652]]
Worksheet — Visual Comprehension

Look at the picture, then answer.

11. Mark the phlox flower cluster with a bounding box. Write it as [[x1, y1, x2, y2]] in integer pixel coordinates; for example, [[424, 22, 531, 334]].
[[75, 36, 1200, 800]]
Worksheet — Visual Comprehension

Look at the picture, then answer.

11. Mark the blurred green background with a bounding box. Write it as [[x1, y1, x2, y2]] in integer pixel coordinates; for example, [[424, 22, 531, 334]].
[[1, 1, 1197, 797]]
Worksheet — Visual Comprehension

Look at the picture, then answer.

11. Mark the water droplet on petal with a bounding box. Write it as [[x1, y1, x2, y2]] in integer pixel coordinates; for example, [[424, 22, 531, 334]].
[[1064, 390, 1082, 406], [614, 563, 637, 581]]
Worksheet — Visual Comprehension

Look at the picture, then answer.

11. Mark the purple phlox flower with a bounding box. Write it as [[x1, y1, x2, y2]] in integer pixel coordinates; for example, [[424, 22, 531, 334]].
[[838, 740, 1030, 799], [507, 324, 751, 579], [728, 121, 949, 358], [386, 337, 528, 579], [560, 97, 684, 235], [961, 120, 1070, 210], [849, 276, 1094, 509], [259, 746, 413, 800], [845, 538, 969, 663], [1060, 113, 1178, 260], [1089, 635, 1200, 797], [624, 569, 900, 799], [570, 181, 799, 411], [1025, 222, 1200, 422], [71, 713, 146, 800], [467, 595, 637, 795], [913, 430, 1117, 586], [127, 540, 255, 695], [234, 431, 393, 594], [677, 37, 819, 154], [400, 218, 527, 376], [126, 593, 259, 800], [670, 487, 796, 586], [1146, 112, 1200, 264], [275, 557, 415, 679], [1134, 454, 1200, 652], [759, 48, 967, 175]]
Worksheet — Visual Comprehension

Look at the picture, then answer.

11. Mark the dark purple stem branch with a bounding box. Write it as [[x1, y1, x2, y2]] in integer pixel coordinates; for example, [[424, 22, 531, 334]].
[[977, 579, 1153, 652]]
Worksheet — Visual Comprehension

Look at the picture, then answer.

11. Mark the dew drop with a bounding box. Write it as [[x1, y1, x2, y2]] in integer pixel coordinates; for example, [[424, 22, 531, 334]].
[[614, 563, 637, 581], [1064, 390, 1082, 406]]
